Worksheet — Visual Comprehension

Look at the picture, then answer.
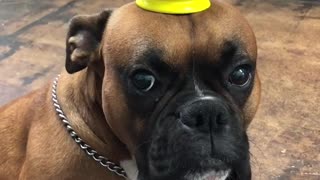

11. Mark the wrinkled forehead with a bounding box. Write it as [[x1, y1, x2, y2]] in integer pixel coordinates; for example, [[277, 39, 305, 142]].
[[103, 1, 257, 68]]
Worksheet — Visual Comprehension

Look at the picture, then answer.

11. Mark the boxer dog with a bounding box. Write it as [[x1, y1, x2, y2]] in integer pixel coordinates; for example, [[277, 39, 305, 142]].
[[0, 1, 260, 180]]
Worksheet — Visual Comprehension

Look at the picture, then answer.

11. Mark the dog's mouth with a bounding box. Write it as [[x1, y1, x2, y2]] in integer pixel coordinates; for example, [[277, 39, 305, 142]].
[[135, 127, 249, 180], [185, 170, 231, 180], [146, 155, 233, 180]]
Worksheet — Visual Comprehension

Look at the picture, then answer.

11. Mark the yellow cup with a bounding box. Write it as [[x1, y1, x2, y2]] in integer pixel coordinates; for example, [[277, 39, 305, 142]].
[[136, 0, 211, 14]]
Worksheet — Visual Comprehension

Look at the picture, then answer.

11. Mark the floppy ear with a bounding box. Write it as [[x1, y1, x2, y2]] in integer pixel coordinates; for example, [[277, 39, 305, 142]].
[[65, 9, 113, 74]]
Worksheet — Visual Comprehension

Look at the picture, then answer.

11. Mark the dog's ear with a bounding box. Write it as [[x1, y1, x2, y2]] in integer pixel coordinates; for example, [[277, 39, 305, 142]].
[[65, 9, 113, 74]]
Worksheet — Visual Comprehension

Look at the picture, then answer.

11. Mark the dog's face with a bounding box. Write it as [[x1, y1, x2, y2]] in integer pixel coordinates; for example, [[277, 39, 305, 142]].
[[65, 1, 260, 179]]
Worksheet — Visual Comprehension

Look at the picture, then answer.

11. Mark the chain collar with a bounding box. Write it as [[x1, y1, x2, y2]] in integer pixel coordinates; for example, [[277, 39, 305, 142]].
[[51, 75, 127, 178]]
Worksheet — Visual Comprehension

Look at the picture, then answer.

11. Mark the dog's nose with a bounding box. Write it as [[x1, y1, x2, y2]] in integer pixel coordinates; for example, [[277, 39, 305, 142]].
[[178, 97, 229, 130]]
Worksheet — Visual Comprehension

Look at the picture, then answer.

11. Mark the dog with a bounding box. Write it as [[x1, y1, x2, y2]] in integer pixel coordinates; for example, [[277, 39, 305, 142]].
[[0, 1, 260, 179]]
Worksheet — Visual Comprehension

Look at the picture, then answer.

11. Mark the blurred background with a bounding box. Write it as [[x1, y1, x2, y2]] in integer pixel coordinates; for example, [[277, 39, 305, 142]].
[[0, 0, 319, 179]]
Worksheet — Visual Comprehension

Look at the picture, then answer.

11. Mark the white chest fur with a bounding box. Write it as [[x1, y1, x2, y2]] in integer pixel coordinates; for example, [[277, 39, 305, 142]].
[[120, 159, 139, 180]]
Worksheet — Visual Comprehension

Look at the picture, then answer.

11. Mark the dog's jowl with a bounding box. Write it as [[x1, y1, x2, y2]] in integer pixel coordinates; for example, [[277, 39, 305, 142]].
[[0, 1, 260, 180]]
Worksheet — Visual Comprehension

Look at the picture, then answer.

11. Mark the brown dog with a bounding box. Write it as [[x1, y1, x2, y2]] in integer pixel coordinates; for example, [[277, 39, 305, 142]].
[[0, 1, 260, 180]]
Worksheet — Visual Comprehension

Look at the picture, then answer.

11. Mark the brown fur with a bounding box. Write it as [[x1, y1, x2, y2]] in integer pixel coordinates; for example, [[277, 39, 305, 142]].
[[0, 1, 259, 179]]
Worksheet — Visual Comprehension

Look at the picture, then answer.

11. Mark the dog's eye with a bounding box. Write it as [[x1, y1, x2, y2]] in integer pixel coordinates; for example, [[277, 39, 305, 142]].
[[229, 65, 252, 86], [132, 71, 156, 92]]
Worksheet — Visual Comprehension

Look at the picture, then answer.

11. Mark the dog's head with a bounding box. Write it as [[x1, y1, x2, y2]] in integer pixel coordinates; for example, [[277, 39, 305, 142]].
[[65, 1, 260, 179]]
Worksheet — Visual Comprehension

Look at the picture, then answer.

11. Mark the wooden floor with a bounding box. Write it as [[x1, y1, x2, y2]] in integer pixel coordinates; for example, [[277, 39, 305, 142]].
[[0, 0, 319, 179]]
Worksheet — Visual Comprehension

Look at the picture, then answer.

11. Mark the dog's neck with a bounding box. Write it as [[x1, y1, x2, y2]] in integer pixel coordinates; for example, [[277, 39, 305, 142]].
[[56, 67, 130, 163]]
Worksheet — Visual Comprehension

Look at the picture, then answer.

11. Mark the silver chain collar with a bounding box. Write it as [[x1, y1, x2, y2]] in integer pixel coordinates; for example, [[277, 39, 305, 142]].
[[51, 75, 127, 178]]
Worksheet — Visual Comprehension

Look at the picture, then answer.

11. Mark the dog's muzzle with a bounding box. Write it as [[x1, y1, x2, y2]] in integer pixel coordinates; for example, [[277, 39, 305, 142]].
[[136, 93, 250, 180]]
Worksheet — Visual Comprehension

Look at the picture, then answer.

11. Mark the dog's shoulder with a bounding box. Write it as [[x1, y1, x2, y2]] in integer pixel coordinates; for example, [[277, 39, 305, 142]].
[[0, 84, 52, 178]]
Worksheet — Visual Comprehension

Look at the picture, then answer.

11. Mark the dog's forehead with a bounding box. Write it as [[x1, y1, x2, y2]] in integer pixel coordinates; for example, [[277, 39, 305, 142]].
[[104, 1, 256, 67]]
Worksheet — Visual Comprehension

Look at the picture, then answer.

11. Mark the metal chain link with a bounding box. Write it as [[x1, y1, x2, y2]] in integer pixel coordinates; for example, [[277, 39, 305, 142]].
[[51, 75, 127, 178]]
